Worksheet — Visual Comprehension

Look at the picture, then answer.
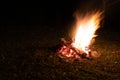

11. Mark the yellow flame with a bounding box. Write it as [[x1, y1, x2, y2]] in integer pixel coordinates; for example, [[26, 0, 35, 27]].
[[72, 11, 102, 53]]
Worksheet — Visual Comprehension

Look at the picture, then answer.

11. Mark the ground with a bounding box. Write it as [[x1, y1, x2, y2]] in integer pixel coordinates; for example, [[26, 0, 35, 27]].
[[0, 25, 120, 80]]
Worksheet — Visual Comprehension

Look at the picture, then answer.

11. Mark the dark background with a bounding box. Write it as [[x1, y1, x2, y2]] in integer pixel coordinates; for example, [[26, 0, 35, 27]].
[[0, 0, 120, 36]]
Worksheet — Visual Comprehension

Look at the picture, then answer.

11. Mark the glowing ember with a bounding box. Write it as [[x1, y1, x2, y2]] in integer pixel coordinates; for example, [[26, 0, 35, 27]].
[[58, 11, 102, 61]]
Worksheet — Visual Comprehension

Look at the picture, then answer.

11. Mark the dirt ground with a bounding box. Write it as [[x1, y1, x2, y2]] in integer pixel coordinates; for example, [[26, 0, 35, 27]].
[[0, 25, 120, 80]]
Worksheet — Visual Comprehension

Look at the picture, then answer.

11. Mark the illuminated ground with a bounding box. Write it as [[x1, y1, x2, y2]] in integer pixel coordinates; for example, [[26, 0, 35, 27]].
[[0, 25, 120, 80]]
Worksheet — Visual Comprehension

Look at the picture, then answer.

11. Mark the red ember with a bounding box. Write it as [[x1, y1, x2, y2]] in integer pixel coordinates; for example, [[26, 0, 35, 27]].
[[58, 38, 92, 61]]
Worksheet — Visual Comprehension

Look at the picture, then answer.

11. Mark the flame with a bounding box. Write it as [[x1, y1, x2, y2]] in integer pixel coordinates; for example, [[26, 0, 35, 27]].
[[72, 11, 102, 54]]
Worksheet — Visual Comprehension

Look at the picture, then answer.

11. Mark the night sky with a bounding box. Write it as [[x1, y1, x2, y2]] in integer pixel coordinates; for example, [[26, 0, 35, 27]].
[[0, 0, 120, 32]]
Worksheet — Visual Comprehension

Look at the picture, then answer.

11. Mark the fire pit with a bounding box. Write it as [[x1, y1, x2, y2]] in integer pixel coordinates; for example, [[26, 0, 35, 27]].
[[57, 11, 102, 62]]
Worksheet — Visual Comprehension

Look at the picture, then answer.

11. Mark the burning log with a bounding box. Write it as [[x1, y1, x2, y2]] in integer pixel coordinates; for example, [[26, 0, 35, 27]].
[[58, 38, 95, 61], [57, 38, 100, 62]]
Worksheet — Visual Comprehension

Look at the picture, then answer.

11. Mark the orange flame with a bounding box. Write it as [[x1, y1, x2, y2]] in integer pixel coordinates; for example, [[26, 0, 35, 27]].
[[72, 11, 102, 54]]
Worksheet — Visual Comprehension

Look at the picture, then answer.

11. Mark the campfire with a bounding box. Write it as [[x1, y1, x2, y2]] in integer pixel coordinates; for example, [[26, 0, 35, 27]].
[[58, 11, 102, 61]]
